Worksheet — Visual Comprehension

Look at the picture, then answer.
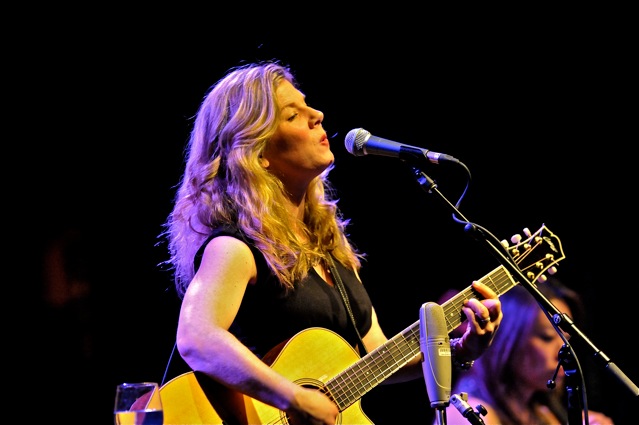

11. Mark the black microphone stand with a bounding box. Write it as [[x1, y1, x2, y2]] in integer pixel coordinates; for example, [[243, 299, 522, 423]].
[[403, 159, 639, 424]]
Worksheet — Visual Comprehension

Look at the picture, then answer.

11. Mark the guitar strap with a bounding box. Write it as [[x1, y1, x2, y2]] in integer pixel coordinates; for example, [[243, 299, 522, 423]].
[[327, 254, 368, 356]]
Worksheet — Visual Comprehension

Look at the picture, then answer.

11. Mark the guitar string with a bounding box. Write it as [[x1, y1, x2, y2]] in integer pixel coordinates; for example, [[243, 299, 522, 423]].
[[326, 237, 560, 410]]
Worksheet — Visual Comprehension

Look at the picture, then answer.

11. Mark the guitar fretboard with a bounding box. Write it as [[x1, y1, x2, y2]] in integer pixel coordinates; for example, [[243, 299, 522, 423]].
[[324, 264, 518, 410]]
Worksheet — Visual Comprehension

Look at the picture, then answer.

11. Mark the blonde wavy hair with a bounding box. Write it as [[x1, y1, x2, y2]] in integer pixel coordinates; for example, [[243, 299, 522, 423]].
[[162, 61, 363, 298]]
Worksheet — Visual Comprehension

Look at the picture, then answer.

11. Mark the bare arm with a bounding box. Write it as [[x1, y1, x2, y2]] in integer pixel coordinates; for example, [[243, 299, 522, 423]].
[[176, 236, 338, 424]]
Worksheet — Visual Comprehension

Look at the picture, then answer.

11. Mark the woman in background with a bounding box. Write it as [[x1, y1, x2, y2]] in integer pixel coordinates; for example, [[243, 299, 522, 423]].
[[444, 277, 614, 425]]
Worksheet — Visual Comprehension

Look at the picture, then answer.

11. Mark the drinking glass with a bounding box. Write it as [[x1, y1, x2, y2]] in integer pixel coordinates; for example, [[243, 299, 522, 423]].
[[114, 382, 163, 425]]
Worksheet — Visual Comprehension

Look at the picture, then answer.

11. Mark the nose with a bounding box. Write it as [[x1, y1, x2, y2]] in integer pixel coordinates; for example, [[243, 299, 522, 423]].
[[311, 108, 324, 126]]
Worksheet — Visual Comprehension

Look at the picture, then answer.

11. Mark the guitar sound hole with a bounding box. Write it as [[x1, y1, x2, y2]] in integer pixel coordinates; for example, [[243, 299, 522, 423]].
[[295, 377, 322, 390]]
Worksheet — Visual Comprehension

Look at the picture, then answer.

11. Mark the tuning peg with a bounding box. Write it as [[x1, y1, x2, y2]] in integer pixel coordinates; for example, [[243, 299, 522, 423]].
[[547, 266, 557, 275], [523, 228, 532, 238], [537, 274, 548, 283], [511, 234, 522, 244], [501, 239, 510, 248]]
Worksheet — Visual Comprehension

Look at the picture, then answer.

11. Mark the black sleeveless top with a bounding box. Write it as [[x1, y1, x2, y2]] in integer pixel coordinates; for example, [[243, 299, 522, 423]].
[[194, 225, 373, 359]]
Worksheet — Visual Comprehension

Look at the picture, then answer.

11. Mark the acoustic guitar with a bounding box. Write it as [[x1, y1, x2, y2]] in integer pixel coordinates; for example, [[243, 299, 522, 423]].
[[160, 225, 564, 424]]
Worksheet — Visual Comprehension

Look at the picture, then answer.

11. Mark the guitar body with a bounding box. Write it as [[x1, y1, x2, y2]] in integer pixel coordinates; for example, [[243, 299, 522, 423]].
[[160, 327, 372, 425]]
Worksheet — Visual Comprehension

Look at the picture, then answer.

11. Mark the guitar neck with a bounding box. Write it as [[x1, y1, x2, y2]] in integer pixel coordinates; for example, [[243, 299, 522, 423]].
[[325, 263, 518, 411]]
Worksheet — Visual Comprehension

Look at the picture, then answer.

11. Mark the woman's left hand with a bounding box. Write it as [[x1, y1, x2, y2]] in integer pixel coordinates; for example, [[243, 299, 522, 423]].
[[458, 281, 503, 360]]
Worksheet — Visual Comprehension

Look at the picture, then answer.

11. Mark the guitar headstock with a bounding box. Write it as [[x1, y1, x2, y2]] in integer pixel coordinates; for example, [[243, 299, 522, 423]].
[[500, 224, 565, 284]]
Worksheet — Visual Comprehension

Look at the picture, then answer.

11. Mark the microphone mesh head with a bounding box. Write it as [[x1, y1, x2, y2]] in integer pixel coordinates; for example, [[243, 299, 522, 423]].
[[344, 128, 370, 156]]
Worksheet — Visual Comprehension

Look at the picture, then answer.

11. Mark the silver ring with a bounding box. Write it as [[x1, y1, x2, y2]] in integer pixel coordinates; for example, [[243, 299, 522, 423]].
[[478, 316, 490, 323]]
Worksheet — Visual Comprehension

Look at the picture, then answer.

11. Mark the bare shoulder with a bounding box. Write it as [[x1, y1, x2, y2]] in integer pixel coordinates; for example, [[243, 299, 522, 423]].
[[201, 235, 254, 267], [197, 235, 257, 285], [203, 234, 252, 256]]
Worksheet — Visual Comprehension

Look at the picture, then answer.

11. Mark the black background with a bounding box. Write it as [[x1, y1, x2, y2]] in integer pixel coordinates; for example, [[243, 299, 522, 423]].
[[20, 11, 638, 424]]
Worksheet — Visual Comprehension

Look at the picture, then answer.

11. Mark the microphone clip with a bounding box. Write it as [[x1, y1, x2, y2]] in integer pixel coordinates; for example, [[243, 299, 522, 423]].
[[450, 393, 487, 425]]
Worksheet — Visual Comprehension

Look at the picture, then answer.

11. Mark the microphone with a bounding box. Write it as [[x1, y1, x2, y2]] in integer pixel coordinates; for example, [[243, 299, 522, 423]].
[[344, 128, 459, 164], [420, 302, 452, 409]]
